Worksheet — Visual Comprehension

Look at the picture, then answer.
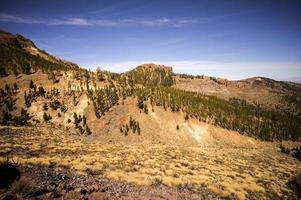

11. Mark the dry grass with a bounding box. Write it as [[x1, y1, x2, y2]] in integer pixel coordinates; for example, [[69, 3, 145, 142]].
[[0, 125, 300, 200]]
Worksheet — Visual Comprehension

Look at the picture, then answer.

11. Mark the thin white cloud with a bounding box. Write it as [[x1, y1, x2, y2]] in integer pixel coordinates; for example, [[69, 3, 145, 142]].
[[0, 14, 44, 24], [0, 13, 202, 27], [50, 18, 91, 26], [83, 60, 301, 81]]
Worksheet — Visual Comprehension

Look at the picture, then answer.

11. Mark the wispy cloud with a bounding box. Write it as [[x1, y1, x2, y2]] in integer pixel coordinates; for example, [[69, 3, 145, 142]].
[[0, 14, 44, 24], [0, 13, 202, 27]]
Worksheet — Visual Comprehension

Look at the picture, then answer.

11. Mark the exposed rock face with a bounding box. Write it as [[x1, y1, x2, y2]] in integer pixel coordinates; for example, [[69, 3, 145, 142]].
[[137, 63, 173, 72]]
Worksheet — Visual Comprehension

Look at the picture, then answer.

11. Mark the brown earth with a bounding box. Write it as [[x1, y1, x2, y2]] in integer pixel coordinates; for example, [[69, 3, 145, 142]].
[[174, 75, 301, 113]]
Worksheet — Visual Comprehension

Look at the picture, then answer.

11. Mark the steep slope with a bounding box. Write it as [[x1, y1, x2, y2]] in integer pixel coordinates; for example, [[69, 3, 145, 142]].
[[0, 30, 79, 76], [85, 97, 264, 148]]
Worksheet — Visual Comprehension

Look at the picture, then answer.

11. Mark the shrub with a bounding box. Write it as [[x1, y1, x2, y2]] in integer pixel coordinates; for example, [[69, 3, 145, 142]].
[[280, 144, 290, 154], [21, 63, 31, 74], [0, 65, 7, 77], [29, 80, 35, 89], [43, 112, 52, 121], [14, 109, 30, 125], [137, 97, 144, 110], [152, 176, 163, 186], [60, 103, 67, 113], [292, 147, 301, 161], [143, 104, 149, 114], [1, 111, 12, 125], [0, 159, 21, 189], [37, 86, 45, 97], [185, 115, 189, 120], [73, 113, 79, 127], [288, 172, 301, 197], [85, 125, 92, 135], [78, 125, 84, 134], [49, 100, 61, 110], [43, 103, 48, 111]]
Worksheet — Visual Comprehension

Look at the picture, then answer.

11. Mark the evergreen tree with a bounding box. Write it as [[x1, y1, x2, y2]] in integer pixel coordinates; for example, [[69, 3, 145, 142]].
[[22, 63, 31, 74], [29, 80, 35, 89], [43, 112, 52, 122], [0, 65, 7, 77]]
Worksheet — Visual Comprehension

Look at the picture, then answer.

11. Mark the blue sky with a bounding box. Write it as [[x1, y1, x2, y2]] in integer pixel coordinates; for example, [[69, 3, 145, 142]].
[[0, 0, 301, 81]]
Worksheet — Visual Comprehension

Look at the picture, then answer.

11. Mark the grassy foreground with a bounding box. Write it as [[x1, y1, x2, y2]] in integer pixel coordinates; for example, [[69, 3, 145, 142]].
[[0, 125, 300, 200]]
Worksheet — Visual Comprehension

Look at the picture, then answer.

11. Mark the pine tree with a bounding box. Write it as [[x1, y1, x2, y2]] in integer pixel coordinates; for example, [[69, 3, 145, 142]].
[[83, 115, 87, 127], [13, 83, 18, 92], [73, 112, 79, 127], [143, 104, 149, 114], [43, 103, 48, 110], [22, 63, 31, 74], [29, 80, 35, 89], [0, 65, 7, 77], [43, 112, 51, 122]]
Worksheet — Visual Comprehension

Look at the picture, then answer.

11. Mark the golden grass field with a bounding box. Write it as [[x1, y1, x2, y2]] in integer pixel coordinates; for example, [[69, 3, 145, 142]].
[[0, 125, 300, 200]]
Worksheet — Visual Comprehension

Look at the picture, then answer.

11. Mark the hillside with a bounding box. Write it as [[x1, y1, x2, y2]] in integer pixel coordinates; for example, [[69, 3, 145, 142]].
[[0, 30, 79, 76], [124, 63, 174, 86], [0, 30, 300, 141], [174, 74, 301, 116], [1, 30, 301, 200]]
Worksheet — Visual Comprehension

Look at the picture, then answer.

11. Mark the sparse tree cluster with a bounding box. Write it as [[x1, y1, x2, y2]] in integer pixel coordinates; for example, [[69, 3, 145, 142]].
[[0, 43, 79, 76], [128, 86, 301, 141], [47, 71, 59, 83], [280, 144, 301, 161], [0, 83, 32, 125], [126, 65, 174, 86], [0, 83, 18, 112], [24, 80, 46, 107], [85, 77, 300, 141], [178, 73, 204, 79], [45, 88, 60, 100], [13, 108, 31, 125], [49, 100, 61, 110], [88, 84, 119, 118], [120, 116, 141, 136], [73, 113, 91, 135]]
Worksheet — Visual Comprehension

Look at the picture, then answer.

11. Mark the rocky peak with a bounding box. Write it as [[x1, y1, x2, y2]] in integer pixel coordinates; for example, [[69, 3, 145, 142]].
[[136, 63, 173, 73]]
